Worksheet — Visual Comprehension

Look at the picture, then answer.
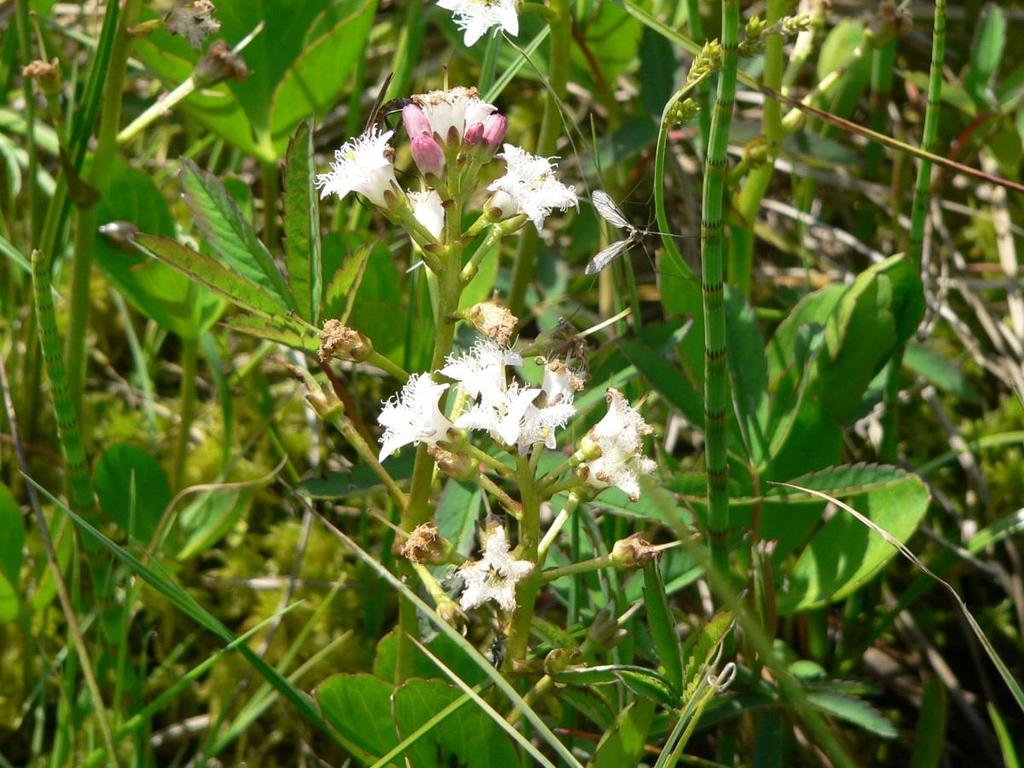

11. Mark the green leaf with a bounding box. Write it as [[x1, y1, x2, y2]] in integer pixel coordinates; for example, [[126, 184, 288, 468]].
[[681, 610, 733, 703], [179, 158, 295, 309], [818, 254, 925, 421], [94, 160, 222, 339], [910, 678, 947, 768], [321, 234, 373, 324], [554, 665, 676, 707], [643, 562, 683, 697], [592, 700, 656, 768], [392, 679, 519, 768], [268, 0, 377, 146], [0, 483, 24, 622], [805, 690, 897, 738], [435, 479, 482, 559], [776, 464, 930, 612], [282, 120, 322, 324], [815, 21, 871, 124], [93, 443, 171, 544], [224, 314, 320, 353], [176, 489, 253, 561], [725, 289, 769, 466], [620, 337, 703, 429], [965, 3, 1006, 105], [132, 234, 289, 318], [316, 673, 394, 760], [753, 711, 794, 768], [372, 629, 488, 688], [904, 342, 979, 402]]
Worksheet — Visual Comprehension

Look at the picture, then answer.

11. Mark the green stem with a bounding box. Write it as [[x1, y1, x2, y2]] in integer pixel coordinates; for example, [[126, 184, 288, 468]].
[[65, 0, 142, 422], [507, 0, 570, 315], [262, 160, 280, 250], [732, 0, 786, 296], [479, 30, 500, 95], [702, 0, 739, 577], [882, 0, 945, 462], [542, 554, 613, 582], [507, 455, 542, 661], [172, 338, 198, 490]]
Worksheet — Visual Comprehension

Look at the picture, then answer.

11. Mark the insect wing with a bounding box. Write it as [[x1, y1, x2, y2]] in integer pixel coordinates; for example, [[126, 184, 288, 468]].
[[591, 190, 632, 231], [585, 239, 633, 275]]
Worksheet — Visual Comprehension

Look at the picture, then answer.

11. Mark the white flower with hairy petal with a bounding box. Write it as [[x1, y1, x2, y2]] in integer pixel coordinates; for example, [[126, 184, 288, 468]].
[[457, 381, 539, 447], [412, 87, 495, 142], [409, 189, 445, 239], [488, 144, 578, 229], [517, 400, 576, 454], [315, 126, 398, 208], [439, 339, 522, 400], [581, 388, 657, 501], [377, 374, 454, 461], [437, 0, 519, 47], [459, 526, 533, 612]]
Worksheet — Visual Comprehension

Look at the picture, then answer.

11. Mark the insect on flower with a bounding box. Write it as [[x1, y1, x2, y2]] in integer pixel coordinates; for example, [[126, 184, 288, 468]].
[[585, 190, 697, 276]]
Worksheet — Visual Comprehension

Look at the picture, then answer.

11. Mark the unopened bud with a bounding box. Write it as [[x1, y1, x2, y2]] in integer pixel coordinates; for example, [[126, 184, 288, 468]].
[[481, 113, 508, 152], [610, 534, 659, 568], [285, 363, 341, 418], [22, 59, 61, 95], [666, 98, 700, 127], [402, 103, 432, 137], [411, 134, 445, 177], [318, 319, 373, 364], [586, 608, 626, 650], [463, 121, 485, 145], [743, 136, 771, 166], [468, 302, 518, 345], [428, 444, 477, 482], [399, 523, 453, 564], [194, 40, 248, 87], [484, 190, 517, 222]]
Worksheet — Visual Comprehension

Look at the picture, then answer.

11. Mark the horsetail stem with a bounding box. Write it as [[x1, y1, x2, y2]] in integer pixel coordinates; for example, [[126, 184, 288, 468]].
[[31, 249, 94, 512], [908, 0, 946, 271], [702, 0, 739, 576]]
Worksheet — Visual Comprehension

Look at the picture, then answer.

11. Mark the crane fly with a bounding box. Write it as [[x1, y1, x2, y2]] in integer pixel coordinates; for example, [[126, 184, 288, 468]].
[[585, 190, 697, 276]]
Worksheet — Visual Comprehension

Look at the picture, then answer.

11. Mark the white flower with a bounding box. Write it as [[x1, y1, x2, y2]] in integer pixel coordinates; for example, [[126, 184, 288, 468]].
[[409, 189, 445, 239], [166, 0, 220, 49], [487, 144, 578, 229], [315, 126, 398, 208], [541, 360, 582, 406], [457, 381, 539, 447], [459, 526, 533, 612], [377, 374, 454, 461], [439, 339, 522, 400], [437, 0, 519, 47], [581, 388, 657, 502], [517, 400, 576, 454], [411, 87, 496, 142]]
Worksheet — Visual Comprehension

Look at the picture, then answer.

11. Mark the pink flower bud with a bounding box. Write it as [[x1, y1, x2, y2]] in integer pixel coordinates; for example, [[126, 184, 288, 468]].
[[463, 121, 485, 145], [482, 113, 508, 151], [402, 103, 432, 137], [411, 134, 445, 177]]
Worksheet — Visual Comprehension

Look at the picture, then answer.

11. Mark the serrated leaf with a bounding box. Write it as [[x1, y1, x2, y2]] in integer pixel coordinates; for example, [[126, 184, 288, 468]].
[[282, 120, 321, 324], [681, 610, 733, 703], [224, 314, 320, 353], [643, 562, 683, 697], [133, 233, 288, 318], [179, 158, 294, 310], [806, 690, 897, 738], [322, 234, 372, 324]]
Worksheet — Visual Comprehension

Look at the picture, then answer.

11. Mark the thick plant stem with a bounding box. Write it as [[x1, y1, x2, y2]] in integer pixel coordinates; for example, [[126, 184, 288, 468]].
[[172, 338, 199, 490], [702, 0, 739, 577], [882, 0, 945, 462], [507, 455, 542, 662], [732, 0, 786, 296], [65, 0, 143, 421], [507, 0, 570, 315]]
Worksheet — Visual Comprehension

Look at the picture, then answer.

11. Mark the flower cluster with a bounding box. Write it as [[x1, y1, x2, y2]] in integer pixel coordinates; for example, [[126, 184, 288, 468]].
[[316, 86, 576, 240], [437, 0, 519, 47]]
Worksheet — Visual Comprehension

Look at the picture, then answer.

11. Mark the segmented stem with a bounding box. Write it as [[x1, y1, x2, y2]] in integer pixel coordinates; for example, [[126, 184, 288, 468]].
[[31, 249, 93, 512], [702, 0, 739, 575], [908, 0, 946, 270]]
